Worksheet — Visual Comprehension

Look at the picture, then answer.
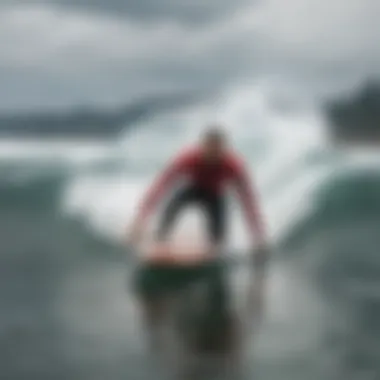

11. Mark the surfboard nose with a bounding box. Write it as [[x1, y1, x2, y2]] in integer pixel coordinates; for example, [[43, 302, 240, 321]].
[[141, 241, 216, 265]]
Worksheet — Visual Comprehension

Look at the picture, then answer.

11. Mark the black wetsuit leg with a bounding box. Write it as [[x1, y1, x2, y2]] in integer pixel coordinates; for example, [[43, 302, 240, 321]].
[[156, 186, 226, 243], [156, 186, 199, 241], [199, 190, 226, 244], [135, 187, 228, 308]]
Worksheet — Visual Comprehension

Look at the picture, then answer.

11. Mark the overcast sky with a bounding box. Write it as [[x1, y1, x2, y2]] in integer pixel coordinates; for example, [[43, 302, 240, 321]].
[[0, 0, 379, 111]]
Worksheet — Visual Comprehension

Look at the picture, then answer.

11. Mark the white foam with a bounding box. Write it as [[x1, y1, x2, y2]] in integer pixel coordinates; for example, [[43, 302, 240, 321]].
[[0, 138, 113, 165], [61, 83, 332, 250]]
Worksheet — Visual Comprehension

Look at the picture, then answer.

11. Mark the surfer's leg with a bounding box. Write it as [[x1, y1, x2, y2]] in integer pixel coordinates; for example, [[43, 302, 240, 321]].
[[200, 195, 241, 361], [156, 187, 197, 242], [202, 193, 226, 253], [204, 195, 231, 340]]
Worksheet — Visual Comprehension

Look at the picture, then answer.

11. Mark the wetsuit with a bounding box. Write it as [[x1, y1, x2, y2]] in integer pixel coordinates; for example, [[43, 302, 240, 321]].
[[134, 147, 265, 303], [138, 146, 265, 244]]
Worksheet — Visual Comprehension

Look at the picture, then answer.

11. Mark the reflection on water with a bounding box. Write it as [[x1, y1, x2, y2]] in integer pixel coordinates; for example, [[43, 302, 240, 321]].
[[1, 152, 380, 379]]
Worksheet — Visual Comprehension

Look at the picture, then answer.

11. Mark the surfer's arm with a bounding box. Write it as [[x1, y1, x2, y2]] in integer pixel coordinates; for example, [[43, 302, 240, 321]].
[[137, 152, 190, 222]]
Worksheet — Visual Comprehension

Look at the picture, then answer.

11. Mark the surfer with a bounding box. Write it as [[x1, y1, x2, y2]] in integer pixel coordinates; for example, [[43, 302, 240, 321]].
[[127, 126, 269, 363]]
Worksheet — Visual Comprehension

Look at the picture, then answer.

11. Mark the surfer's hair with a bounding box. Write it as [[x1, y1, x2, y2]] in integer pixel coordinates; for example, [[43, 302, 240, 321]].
[[202, 125, 226, 143]]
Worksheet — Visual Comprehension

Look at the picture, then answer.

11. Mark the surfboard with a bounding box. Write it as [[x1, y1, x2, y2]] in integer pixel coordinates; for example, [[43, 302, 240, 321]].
[[140, 241, 216, 265]]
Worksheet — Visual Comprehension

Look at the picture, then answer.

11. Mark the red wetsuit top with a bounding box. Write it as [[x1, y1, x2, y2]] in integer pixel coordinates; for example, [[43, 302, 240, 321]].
[[138, 147, 266, 241]]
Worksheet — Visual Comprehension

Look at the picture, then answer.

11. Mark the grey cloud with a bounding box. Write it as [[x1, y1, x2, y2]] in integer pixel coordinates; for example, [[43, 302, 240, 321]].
[[0, 3, 256, 110], [12, 0, 251, 24], [0, 0, 379, 110]]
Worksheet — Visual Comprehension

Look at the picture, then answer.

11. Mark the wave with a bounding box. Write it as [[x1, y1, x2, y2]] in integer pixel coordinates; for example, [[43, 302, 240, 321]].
[[2, 83, 380, 379], [281, 167, 380, 252], [0, 93, 198, 139]]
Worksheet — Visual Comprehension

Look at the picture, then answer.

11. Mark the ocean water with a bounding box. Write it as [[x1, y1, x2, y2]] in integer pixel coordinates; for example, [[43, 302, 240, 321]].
[[1, 84, 380, 380]]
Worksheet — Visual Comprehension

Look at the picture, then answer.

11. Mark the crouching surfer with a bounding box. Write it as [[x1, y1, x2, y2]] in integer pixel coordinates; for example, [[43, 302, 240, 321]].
[[126, 126, 270, 376]]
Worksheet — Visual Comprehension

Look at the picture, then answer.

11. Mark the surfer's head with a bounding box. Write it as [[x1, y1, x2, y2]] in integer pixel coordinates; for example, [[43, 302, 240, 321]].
[[201, 126, 227, 161]]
